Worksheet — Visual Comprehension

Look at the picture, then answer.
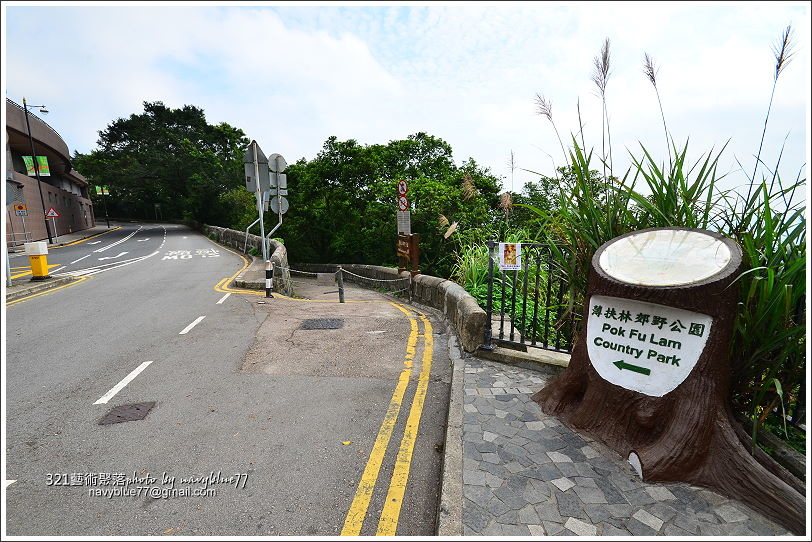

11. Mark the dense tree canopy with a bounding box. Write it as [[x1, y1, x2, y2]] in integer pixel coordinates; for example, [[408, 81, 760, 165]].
[[271, 133, 503, 277], [74, 101, 249, 224]]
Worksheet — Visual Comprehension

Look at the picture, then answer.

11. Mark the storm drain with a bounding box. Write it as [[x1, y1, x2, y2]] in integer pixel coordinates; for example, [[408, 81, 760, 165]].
[[99, 402, 156, 425], [299, 318, 344, 330]]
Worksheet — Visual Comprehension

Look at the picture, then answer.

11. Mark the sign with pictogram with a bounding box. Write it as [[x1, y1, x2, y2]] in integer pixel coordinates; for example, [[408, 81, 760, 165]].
[[398, 195, 409, 211], [397, 180, 408, 196], [45, 207, 60, 218], [14, 203, 28, 216]]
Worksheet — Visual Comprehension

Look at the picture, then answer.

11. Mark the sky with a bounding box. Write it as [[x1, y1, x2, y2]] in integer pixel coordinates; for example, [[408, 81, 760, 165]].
[[2, 1, 810, 200]]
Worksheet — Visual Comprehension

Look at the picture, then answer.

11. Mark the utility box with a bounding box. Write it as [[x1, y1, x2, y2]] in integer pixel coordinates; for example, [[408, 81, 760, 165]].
[[25, 241, 50, 280]]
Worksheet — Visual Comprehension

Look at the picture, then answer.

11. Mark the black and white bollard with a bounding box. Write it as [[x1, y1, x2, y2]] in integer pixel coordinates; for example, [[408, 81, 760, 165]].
[[265, 260, 274, 298], [336, 266, 345, 303]]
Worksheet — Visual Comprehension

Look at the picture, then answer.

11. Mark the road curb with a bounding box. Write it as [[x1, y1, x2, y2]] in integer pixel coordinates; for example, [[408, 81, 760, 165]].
[[436, 332, 464, 535], [6, 276, 78, 302]]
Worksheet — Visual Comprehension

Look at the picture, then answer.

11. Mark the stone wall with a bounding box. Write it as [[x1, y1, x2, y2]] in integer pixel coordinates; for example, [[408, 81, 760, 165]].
[[202, 225, 292, 296]]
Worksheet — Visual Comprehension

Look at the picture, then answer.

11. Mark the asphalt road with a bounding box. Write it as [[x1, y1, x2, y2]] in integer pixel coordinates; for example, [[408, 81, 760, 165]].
[[4, 222, 450, 536]]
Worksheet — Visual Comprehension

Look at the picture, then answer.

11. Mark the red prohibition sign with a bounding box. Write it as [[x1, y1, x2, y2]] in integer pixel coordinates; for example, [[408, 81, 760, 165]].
[[397, 180, 408, 196], [398, 195, 409, 211]]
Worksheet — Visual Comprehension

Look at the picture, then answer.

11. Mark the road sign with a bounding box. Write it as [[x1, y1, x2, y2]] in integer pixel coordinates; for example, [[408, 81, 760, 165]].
[[268, 153, 288, 173], [45, 207, 60, 218], [397, 210, 411, 235], [397, 180, 408, 196], [14, 204, 27, 211], [270, 196, 289, 215], [397, 235, 410, 257], [270, 173, 288, 193], [243, 141, 271, 193], [398, 195, 409, 211]]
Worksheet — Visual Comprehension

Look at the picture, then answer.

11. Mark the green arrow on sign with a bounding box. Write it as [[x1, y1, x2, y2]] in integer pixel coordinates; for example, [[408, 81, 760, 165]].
[[613, 360, 651, 376]]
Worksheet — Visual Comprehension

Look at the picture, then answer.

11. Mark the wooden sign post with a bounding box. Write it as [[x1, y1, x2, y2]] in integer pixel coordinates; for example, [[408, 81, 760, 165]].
[[533, 227, 804, 534], [397, 233, 420, 276]]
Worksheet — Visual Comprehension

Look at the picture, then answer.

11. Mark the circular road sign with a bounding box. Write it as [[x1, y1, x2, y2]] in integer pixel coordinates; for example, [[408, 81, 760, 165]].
[[398, 195, 409, 211], [271, 196, 289, 215], [397, 180, 408, 196]]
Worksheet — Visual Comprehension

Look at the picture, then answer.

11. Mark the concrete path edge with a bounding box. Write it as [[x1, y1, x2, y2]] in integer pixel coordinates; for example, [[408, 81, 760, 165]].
[[436, 332, 465, 535], [5, 276, 78, 302]]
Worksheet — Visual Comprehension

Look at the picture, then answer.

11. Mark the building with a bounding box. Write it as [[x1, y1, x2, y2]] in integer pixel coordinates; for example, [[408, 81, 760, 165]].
[[5, 98, 95, 247]]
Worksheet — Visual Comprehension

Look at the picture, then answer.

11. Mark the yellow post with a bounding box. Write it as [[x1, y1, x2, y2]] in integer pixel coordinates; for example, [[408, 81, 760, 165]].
[[25, 241, 51, 280]]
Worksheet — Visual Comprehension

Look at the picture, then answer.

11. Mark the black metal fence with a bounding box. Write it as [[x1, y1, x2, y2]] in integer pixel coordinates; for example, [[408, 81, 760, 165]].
[[482, 239, 575, 354]]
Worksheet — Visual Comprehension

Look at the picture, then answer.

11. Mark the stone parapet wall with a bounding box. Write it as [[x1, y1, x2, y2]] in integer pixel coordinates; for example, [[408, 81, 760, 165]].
[[202, 225, 292, 296]]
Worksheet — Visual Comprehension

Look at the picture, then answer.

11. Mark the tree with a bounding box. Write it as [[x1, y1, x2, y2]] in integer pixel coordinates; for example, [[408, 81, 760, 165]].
[[281, 133, 502, 277], [73, 101, 249, 223]]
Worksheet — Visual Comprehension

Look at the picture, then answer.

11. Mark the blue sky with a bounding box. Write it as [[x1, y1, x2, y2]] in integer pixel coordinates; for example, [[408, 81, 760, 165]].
[[2, 2, 810, 199]]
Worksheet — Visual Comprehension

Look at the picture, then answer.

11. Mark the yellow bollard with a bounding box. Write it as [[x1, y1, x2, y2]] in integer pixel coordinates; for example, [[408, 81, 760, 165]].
[[25, 242, 51, 280]]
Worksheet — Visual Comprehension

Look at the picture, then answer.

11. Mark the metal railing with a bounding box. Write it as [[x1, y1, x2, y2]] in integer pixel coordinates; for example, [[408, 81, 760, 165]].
[[482, 239, 575, 354], [6, 231, 33, 248]]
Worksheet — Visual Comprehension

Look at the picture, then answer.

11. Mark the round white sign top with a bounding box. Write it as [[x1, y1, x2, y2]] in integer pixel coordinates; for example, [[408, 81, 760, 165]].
[[599, 230, 731, 286]]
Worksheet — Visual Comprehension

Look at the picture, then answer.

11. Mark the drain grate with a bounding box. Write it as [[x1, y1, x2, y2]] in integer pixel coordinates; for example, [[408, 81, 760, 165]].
[[99, 402, 156, 425], [300, 318, 344, 330]]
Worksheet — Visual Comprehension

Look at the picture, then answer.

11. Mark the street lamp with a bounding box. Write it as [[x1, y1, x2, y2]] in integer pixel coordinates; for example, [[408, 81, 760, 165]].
[[22, 97, 53, 244]]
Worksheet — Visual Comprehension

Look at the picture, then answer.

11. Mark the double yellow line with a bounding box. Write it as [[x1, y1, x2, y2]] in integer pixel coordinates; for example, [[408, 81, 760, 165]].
[[210, 239, 435, 533], [341, 303, 434, 536]]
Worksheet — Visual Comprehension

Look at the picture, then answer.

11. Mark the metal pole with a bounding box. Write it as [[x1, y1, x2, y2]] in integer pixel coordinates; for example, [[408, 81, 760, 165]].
[[336, 266, 345, 303], [5, 248, 12, 287], [253, 142, 267, 262], [266, 210, 283, 239], [482, 236, 496, 350], [99, 188, 110, 228], [22, 98, 53, 244], [244, 217, 260, 253]]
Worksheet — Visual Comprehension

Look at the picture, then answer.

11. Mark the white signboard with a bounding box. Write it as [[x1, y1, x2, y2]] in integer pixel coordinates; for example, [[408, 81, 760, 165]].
[[397, 210, 411, 235], [587, 295, 713, 397], [498, 242, 521, 270]]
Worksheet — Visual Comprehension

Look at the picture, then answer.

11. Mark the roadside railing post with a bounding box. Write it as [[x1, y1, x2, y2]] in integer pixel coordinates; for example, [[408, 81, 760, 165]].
[[482, 236, 496, 350], [337, 266, 345, 303]]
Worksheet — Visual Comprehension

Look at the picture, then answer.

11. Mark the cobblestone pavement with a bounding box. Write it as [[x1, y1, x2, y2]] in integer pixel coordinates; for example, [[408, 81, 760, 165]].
[[461, 357, 793, 536]]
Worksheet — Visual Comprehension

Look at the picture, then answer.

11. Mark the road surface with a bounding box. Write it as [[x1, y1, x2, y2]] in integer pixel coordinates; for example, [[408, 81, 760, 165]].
[[4, 222, 450, 536]]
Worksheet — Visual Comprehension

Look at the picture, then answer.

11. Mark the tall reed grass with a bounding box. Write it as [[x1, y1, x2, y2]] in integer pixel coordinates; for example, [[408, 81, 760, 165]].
[[525, 26, 805, 448]]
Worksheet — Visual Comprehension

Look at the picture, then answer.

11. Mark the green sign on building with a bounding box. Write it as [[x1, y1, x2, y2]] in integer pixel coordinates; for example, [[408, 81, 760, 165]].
[[22, 155, 50, 176]]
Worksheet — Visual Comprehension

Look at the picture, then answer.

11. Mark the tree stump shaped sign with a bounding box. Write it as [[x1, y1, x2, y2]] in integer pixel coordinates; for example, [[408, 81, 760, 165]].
[[533, 227, 805, 534]]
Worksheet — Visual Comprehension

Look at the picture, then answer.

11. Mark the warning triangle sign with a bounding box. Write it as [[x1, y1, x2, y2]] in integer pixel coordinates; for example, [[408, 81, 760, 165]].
[[46, 207, 60, 217]]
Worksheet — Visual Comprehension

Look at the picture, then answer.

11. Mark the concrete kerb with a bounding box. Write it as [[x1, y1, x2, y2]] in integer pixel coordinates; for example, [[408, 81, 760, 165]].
[[437, 331, 465, 536], [5, 276, 79, 302]]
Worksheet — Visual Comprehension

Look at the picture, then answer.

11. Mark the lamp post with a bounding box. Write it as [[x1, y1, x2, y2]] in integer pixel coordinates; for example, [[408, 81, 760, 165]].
[[22, 97, 54, 244]]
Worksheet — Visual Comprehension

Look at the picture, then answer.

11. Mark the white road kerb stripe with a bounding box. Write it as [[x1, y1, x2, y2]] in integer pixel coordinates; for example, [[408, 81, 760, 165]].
[[216, 292, 231, 305], [93, 361, 154, 405], [179, 316, 206, 335]]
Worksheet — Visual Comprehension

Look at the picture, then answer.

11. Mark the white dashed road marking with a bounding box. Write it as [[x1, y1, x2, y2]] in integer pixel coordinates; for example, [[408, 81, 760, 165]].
[[179, 316, 206, 335], [93, 361, 154, 405]]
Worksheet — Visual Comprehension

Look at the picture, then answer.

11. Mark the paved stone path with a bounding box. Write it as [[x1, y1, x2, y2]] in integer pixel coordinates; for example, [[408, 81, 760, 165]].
[[461, 357, 792, 536]]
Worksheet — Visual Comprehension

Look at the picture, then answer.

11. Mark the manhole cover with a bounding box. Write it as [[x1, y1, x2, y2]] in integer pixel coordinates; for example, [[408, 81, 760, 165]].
[[99, 402, 156, 425], [300, 318, 344, 330]]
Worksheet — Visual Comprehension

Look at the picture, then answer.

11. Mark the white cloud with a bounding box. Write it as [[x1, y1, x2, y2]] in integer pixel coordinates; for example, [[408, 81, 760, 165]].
[[3, 2, 808, 198]]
